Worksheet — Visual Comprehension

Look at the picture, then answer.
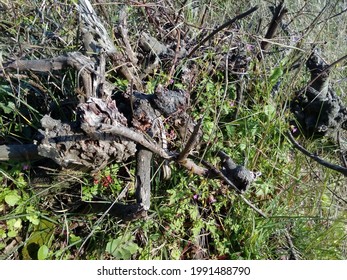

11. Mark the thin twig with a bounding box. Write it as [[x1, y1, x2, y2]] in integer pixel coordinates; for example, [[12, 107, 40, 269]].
[[167, 28, 181, 86], [178, 117, 203, 161], [316, 6, 347, 25], [284, 229, 300, 260], [118, 7, 138, 66], [287, 130, 347, 176], [239, 195, 267, 218], [187, 6, 258, 58]]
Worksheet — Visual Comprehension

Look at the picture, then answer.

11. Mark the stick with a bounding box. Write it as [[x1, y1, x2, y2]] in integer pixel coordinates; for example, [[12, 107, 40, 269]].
[[0, 144, 42, 161], [178, 117, 203, 161], [2, 52, 96, 74], [287, 130, 347, 176], [258, 1, 288, 60], [197, 156, 268, 218], [187, 6, 258, 58], [135, 148, 152, 210], [100, 124, 172, 159]]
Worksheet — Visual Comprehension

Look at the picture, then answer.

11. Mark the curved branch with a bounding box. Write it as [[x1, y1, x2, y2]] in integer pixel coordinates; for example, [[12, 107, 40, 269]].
[[99, 124, 172, 159], [287, 130, 347, 176]]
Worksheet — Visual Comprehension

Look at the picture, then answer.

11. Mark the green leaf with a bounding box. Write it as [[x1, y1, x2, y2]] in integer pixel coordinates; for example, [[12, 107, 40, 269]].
[[26, 206, 40, 225], [106, 236, 140, 259], [269, 66, 283, 85], [27, 214, 40, 225], [0, 228, 6, 239], [170, 246, 181, 260], [4, 192, 21, 206], [106, 238, 120, 255], [7, 230, 17, 238], [263, 104, 276, 119], [21, 220, 55, 260], [38, 245, 49, 260], [0, 102, 14, 114], [239, 143, 247, 151], [69, 234, 82, 247]]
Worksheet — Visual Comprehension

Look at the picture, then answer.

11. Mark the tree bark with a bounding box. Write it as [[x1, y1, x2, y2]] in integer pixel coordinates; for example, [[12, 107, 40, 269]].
[[0, 144, 42, 161]]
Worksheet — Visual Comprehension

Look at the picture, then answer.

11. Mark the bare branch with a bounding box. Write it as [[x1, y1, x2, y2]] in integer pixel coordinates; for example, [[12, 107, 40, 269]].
[[135, 148, 152, 210], [0, 144, 42, 161], [258, 1, 288, 61], [187, 6, 258, 58], [118, 7, 138, 66], [99, 124, 172, 159], [178, 117, 203, 161], [2, 52, 96, 74], [287, 130, 347, 176], [178, 158, 209, 177]]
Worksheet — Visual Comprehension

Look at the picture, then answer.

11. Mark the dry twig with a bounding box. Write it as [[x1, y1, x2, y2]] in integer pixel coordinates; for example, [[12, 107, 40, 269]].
[[287, 130, 347, 176], [187, 6, 258, 58]]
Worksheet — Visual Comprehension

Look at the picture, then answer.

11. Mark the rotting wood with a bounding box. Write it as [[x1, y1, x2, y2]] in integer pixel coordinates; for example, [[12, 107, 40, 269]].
[[135, 148, 152, 211], [291, 50, 347, 137]]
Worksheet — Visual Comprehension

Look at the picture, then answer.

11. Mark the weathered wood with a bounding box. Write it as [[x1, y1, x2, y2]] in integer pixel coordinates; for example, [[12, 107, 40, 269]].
[[0, 144, 42, 161], [291, 50, 347, 137], [77, 201, 146, 221], [100, 124, 172, 160], [258, 1, 288, 60], [77, 0, 143, 90], [3, 52, 95, 73], [135, 148, 153, 210]]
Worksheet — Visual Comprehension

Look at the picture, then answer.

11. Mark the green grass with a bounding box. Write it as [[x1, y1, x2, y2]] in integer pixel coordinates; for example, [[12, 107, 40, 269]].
[[1, 0, 347, 260]]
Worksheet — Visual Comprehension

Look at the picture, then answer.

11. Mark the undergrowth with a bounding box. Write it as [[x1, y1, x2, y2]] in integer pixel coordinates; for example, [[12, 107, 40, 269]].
[[1, 0, 346, 260]]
